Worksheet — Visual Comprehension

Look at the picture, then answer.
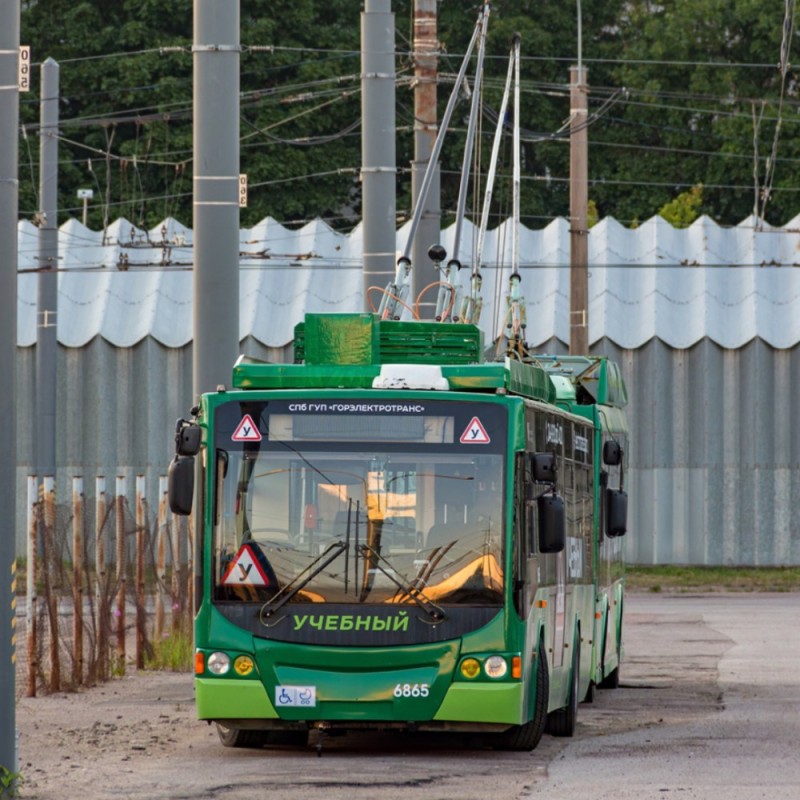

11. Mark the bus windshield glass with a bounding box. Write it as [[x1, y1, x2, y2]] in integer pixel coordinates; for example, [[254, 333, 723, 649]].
[[213, 399, 506, 608]]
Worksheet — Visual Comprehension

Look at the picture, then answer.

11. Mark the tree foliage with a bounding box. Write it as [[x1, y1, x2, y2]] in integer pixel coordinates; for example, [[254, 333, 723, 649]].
[[659, 184, 703, 228], [19, 0, 800, 230]]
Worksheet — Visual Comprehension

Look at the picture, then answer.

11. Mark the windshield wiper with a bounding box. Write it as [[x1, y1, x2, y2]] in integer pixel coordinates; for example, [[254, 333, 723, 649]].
[[358, 543, 447, 625], [260, 540, 346, 625]]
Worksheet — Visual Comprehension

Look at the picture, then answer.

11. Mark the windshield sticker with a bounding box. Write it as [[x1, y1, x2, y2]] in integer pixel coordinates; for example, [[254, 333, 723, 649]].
[[232, 414, 262, 442], [222, 544, 273, 587], [459, 416, 490, 444]]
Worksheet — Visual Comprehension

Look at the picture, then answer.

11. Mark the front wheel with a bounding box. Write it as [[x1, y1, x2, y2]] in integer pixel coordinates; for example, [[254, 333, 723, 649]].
[[216, 723, 267, 749], [495, 641, 549, 751]]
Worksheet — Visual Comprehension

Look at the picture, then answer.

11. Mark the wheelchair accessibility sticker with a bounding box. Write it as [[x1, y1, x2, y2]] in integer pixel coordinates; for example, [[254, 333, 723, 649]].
[[275, 685, 317, 708]]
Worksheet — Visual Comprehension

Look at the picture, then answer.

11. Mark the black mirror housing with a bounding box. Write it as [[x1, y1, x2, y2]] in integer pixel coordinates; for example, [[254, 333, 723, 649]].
[[603, 440, 622, 466], [530, 452, 556, 483], [606, 488, 628, 537], [175, 420, 201, 456], [168, 455, 195, 515], [538, 493, 565, 553]]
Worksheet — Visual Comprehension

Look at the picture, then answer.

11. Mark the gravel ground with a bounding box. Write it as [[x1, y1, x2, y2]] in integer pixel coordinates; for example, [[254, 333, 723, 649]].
[[13, 593, 734, 800]]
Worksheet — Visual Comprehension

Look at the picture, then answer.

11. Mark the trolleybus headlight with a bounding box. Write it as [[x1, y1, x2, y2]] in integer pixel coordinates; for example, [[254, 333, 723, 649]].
[[233, 655, 255, 676], [484, 656, 508, 679], [207, 652, 231, 675], [460, 658, 481, 679]]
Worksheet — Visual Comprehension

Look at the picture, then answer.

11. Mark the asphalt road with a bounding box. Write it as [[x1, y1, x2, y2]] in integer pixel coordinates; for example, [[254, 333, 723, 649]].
[[538, 593, 800, 800], [15, 593, 800, 799]]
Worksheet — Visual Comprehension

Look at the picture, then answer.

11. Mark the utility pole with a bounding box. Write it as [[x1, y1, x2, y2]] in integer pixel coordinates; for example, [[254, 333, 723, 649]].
[[0, 1, 21, 778], [411, 0, 440, 319], [193, 0, 241, 399], [569, 63, 589, 355], [36, 58, 59, 479], [361, 0, 396, 312]]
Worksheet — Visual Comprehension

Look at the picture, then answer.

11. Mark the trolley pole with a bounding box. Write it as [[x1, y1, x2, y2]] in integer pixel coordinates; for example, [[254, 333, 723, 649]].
[[0, 0, 21, 779], [569, 64, 589, 355]]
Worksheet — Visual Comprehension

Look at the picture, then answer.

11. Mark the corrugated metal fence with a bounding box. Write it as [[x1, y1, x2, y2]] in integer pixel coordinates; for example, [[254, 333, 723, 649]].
[[15, 334, 800, 566]]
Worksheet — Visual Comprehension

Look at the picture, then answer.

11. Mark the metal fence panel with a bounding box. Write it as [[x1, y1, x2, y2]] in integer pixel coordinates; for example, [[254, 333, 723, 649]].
[[15, 335, 800, 566]]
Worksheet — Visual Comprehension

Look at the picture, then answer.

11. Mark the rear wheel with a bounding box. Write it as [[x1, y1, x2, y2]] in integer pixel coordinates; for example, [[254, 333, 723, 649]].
[[216, 723, 267, 749], [599, 611, 621, 689], [546, 641, 579, 737], [495, 639, 549, 751], [599, 663, 620, 689]]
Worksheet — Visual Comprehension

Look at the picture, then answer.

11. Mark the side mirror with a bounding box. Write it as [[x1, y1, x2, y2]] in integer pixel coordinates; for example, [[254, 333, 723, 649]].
[[538, 493, 565, 553], [606, 488, 628, 537], [603, 441, 622, 466], [175, 419, 201, 456], [530, 452, 556, 483], [168, 455, 195, 515]]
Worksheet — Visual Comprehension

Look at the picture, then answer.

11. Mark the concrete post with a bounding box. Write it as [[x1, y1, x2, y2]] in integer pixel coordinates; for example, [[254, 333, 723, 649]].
[[36, 58, 59, 477], [0, 2, 21, 773], [411, 0, 440, 318], [569, 65, 589, 355], [361, 0, 397, 311], [193, 0, 241, 400]]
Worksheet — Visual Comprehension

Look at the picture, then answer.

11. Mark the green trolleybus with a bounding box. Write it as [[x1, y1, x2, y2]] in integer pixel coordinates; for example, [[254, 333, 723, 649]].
[[168, 313, 629, 751]]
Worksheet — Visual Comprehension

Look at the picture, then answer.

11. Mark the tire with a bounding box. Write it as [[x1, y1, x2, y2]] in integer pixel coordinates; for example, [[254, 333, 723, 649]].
[[216, 723, 267, 749], [599, 613, 621, 690], [495, 639, 549, 751], [546, 641, 579, 737], [599, 664, 620, 689]]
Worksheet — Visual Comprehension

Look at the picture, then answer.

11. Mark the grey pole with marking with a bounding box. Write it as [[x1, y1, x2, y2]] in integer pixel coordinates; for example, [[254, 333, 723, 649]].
[[36, 57, 59, 478], [361, 0, 396, 312], [193, 0, 240, 399], [411, 0, 440, 319], [0, 1, 21, 777]]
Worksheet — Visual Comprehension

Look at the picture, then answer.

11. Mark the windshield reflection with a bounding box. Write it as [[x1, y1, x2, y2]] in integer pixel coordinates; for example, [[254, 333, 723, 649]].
[[214, 449, 504, 607]]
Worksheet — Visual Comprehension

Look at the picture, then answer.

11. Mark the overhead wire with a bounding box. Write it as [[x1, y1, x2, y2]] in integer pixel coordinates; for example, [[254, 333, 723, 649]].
[[18, 29, 800, 227]]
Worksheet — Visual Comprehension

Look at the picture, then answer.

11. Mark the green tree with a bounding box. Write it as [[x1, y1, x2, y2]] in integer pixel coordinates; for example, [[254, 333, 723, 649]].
[[659, 184, 703, 227], [19, 0, 800, 230], [594, 0, 800, 225]]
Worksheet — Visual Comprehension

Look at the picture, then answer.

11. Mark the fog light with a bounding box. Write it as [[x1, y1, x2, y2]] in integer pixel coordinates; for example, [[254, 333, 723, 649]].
[[234, 655, 255, 676], [484, 655, 508, 679], [207, 652, 231, 675], [460, 658, 481, 679]]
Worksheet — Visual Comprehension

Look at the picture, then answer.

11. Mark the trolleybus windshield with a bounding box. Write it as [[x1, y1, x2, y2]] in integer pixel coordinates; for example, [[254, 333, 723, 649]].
[[213, 399, 506, 609]]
